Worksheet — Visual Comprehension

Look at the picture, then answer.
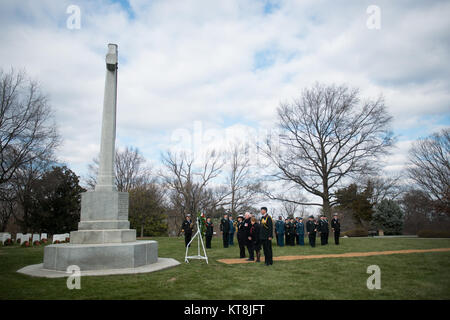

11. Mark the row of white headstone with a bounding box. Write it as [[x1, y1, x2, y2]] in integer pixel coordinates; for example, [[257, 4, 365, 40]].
[[0, 233, 70, 245]]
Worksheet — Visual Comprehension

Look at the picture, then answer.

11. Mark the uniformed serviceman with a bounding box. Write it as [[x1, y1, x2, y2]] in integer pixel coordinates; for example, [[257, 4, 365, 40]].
[[236, 214, 246, 258], [259, 207, 273, 266], [289, 217, 296, 246], [228, 215, 235, 246], [294, 217, 299, 245], [319, 215, 329, 245], [275, 216, 285, 246], [205, 217, 214, 249], [220, 213, 230, 248], [296, 217, 305, 246], [181, 214, 194, 247], [306, 215, 317, 248], [284, 218, 290, 246], [331, 213, 341, 245]]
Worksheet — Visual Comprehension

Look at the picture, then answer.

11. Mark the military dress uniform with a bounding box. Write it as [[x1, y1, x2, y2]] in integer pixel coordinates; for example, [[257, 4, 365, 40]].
[[260, 213, 273, 265], [181, 218, 193, 247], [205, 221, 214, 249], [228, 218, 235, 246], [306, 219, 316, 247], [275, 219, 285, 246], [319, 218, 329, 245], [237, 218, 247, 258], [220, 217, 230, 248], [296, 220, 305, 246], [331, 217, 341, 245]]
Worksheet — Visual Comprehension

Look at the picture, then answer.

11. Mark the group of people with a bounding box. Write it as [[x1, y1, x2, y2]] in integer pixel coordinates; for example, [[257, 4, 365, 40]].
[[180, 209, 342, 266], [275, 214, 341, 247]]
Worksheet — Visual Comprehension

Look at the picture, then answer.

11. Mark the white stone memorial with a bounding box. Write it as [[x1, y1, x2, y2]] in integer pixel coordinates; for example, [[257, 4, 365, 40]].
[[0, 233, 11, 244], [32, 234, 40, 243], [18, 44, 179, 278]]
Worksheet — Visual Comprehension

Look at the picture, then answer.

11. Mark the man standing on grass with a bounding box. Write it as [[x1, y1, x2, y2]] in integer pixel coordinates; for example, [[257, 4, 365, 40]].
[[306, 215, 316, 248], [205, 217, 214, 249], [275, 216, 285, 246], [259, 207, 273, 266], [181, 214, 193, 247], [228, 215, 235, 246], [331, 214, 341, 245], [236, 214, 246, 258], [319, 215, 329, 245], [296, 217, 305, 246], [220, 213, 230, 248]]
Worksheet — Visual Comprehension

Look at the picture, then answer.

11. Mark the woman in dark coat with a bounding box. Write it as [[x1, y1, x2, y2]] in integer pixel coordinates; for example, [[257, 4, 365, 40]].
[[249, 217, 262, 262]]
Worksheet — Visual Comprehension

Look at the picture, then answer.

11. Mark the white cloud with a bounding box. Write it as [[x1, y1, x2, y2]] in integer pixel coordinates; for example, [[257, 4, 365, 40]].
[[0, 0, 449, 187]]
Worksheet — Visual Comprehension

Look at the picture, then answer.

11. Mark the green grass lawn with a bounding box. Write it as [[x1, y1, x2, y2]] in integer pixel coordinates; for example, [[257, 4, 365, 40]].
[[1, 236, 449, 300]]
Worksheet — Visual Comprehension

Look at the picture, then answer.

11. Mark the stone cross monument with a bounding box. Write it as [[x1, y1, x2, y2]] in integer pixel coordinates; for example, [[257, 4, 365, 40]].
[[40, 44, 161, 273]]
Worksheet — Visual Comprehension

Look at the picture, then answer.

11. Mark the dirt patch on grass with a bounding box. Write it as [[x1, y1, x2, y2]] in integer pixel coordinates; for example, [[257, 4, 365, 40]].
[[217, 248, 450, 264]]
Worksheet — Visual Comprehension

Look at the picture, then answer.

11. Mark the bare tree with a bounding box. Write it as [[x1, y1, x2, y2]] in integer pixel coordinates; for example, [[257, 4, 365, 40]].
[[86, 146, 151, 191], [363, 174, 404, 205], [0, 69, 60, 195], [225, 143, 260, 216], [261, 83, 394, 220], [160, 150, 227, 232], [407, 128, 450, 214]]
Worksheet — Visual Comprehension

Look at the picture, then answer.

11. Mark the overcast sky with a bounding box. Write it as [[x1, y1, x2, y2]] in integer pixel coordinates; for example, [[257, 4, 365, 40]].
[[1, 0, 449, 195]]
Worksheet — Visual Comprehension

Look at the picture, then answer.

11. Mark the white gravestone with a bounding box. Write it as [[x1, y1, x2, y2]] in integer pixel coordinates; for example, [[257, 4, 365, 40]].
[[0, 233, 11, 244], [15, 233, 23, 243], [32, 234, 40, 243]]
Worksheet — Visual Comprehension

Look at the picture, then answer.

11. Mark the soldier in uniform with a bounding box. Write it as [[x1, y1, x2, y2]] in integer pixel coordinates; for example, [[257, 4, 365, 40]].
[[319, 215, 329, 245], [289, 217, 296, 246], [259, 207, 273, 266], [284, 218, 290, 246], [181, 214, 194, 247], [331, 214, 341, 245], [243, 212, 253, 259], [294, 217, 299, 245], [296, 217, 305, 246], [220, 213, 230, 248], [228, 215, 235, 246], [306, 215, 317, 247], [275, 216, 285, 246], [205, 217, 214, 249], [236, 214, 246, 258]]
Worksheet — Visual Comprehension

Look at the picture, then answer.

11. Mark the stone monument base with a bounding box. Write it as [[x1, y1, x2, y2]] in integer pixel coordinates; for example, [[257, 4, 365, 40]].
[[43, 240, 158, 271]]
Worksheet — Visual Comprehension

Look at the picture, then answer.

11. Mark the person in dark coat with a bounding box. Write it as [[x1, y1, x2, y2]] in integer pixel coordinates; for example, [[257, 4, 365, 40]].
[[243, 212, 254, 260], [259, 207, 273, 266], [284, 218, 290, 246], [181, 214, 193, 247], [228, 215, 235, 246], [275, 216, 285, 246], [306, 215, 317, 248], [318, 215, 329, 245], [248, 216, 262, 262], [331, 214, 341, 245], [205, 217, 214, 249], [236, 214, 246, 258], [220, 214, 230, 248], [296, 217, 305, 246], [287, 217, 295, 246]]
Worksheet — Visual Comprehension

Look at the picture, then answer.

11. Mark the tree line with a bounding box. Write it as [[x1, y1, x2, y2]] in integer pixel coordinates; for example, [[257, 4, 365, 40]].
[[0, 68, 448, 236]]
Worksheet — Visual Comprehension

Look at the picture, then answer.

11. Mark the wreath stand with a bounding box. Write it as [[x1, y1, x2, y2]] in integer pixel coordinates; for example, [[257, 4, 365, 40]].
[[184, 217, 208, 264]]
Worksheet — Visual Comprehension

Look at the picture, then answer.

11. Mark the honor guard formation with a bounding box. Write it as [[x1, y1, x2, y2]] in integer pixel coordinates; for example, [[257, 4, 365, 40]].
[[181, 208, 341, 266]]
